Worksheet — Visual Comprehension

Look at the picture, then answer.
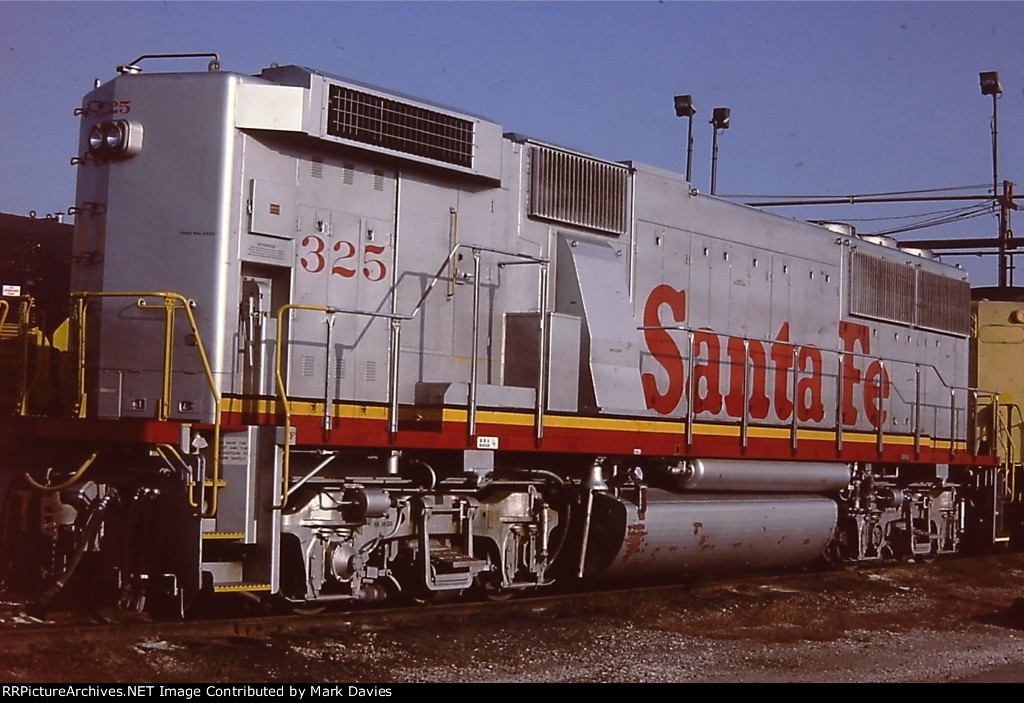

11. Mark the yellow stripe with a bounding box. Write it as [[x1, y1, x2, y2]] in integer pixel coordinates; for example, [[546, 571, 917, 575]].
[[221, 396, 389, 420], [221, 398, 968, 451], [221, 397, 274, 413]]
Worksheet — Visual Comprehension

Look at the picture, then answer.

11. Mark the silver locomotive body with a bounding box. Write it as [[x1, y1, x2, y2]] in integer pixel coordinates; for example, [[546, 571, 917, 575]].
[[0, 56, 998, 614]]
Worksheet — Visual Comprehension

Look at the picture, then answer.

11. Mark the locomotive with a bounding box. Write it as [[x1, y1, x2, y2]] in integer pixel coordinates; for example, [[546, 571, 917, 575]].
[[0, 52, 1019, 616]]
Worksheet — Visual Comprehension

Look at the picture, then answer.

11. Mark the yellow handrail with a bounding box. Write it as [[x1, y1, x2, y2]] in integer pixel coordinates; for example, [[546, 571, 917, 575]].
[[273, 303, 333, 509], [23, 452, 98, 492], [71, 291, 223, 516], [0, 295, 31, 332], [996, 403, 1024, 502], [0, 296, 36, 415], [155, 443, 201, 508]]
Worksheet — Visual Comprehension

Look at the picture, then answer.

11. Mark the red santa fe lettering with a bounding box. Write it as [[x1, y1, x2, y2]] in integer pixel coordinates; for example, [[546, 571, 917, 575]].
[[641, 284, 687, 414], [838, 320, 889, 429], [863, 359, 891, 428], [725, 337, 771, 420], [839, 321, 868, 425], [692, 329, 724, 415], [641, 286, 842, 426], [796, 346, 826, 422], [771, 323, 795, 420]]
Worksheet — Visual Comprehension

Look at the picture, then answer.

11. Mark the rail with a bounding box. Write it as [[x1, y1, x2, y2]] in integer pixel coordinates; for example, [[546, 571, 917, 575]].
[[987, 401, 1024, 503], [1009, 403, 1024, 501], [639, 322, 996, 457], [272, 243, 549, 507], [0, 296, 35, 415], [70, 291, 223, 517]]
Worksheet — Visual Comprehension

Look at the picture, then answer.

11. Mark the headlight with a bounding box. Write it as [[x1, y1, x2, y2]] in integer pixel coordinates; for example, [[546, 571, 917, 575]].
[[103, 122, 124, 150], [88, 124, 105, 151], [85, 119, 143, 160]]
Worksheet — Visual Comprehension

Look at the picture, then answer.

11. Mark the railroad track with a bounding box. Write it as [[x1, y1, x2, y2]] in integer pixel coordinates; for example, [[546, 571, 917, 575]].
[[0, 570, 805, 653], [5, 554, 1024, 683]]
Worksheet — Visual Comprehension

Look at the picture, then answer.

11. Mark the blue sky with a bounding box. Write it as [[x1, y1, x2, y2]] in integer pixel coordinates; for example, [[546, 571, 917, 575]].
[[3, 1, 1023, 285]]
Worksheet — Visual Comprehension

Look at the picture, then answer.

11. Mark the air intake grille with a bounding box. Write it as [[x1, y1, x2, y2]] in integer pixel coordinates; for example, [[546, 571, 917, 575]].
[[917, 269, 970, 335], [850, 251, 969, 336], [327, 85, 474, 168], [850, 252, 915, 325], [529, 145, 630, 236]]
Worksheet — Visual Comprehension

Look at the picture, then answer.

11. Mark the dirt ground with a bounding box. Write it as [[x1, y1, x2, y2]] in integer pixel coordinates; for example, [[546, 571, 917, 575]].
[[4, 552, 1024, 683]]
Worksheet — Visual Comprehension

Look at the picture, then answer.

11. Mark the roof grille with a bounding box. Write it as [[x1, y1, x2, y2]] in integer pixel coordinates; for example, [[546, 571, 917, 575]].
[[850, 252, 915, 325], [528, 145, 630, 236], [326, 85, 474, 168], [850, 251, 969, 336], [917, 269, 970, 335]]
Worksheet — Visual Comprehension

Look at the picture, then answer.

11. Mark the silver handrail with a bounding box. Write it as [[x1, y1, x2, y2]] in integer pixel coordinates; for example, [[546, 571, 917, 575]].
[[273, 243, 549, 505], [639, 322, 996, 451]]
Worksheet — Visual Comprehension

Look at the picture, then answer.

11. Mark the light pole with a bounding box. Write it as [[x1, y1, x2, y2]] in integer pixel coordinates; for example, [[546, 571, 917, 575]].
[[980, 71, 1013, 287], [710, 107, 731, 195], [674, 95, 696, 184], [980, 71, 1002, 196]]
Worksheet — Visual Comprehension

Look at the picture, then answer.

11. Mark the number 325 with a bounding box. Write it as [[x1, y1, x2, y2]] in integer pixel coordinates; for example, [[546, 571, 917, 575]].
[[299, 234, 387, 282]]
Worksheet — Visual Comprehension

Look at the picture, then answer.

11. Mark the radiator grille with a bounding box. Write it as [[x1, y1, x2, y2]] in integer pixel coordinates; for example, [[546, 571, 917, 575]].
[[850, 251, 969, 336], [327, 85, 474, 168], [851, 252, 915, 325], [917, 269, 971, 335], [529, 145, 630, 236]]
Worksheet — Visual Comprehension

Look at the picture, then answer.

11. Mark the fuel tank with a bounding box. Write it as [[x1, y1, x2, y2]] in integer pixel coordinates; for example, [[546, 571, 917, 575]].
[[582, 489, 837, 581]]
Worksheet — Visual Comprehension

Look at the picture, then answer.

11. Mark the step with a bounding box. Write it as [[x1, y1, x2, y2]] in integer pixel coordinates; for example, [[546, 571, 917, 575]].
[[212, 582, 272, 594], [430, 549, 489, 573]]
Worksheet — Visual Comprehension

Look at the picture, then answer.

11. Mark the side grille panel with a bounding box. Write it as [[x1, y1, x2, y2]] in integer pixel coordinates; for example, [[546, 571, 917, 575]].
[[850, 251, 969, 337], [917, 269, 971, 336], [529, 145, 630, 236], [850, 252, 915, 325], [326, 85, 474, 168]]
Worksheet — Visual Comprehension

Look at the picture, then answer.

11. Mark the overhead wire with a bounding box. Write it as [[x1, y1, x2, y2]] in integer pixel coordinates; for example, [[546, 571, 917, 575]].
[[721, 183, 991, 200], [722, 182, 1000, 240], [869, 205, 992, 237], [833, 203, 991, 224]]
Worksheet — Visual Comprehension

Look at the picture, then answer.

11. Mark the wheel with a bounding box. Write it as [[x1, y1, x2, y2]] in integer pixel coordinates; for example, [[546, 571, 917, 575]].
[[913, 539, 938, 564], [483, 583, 516, 602], [289, 602, 327, 616]]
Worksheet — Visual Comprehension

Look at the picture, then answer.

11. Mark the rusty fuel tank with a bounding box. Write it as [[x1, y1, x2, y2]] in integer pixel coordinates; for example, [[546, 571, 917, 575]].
[[581, 489, 837, 581]]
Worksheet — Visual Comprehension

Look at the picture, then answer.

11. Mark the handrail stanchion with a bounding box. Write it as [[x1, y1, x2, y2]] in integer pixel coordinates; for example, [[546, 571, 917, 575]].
[[468, 249, 482, 438], [71, 291, 222, 516]]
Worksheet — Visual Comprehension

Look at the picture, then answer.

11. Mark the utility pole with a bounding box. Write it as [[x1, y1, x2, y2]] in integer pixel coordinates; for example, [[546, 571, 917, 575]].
[[998, 180, 1018, 287]]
